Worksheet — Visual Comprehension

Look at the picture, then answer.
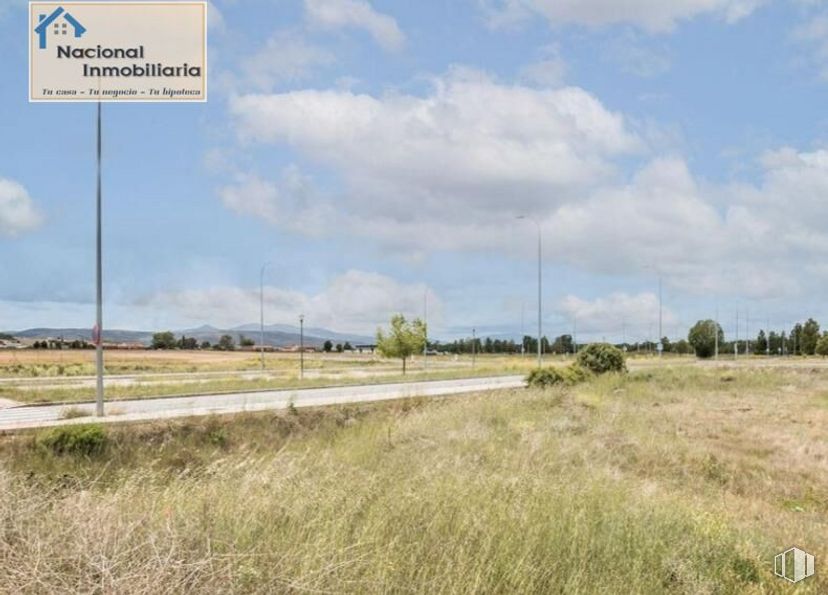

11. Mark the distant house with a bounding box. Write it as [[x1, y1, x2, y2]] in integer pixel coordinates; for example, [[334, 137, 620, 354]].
[[354, 344, 377, 354], [34, 7, 86, 50]]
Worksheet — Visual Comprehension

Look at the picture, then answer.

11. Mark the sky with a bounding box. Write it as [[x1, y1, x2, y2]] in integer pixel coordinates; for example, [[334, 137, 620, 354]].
[[2, 0, 828, 342]]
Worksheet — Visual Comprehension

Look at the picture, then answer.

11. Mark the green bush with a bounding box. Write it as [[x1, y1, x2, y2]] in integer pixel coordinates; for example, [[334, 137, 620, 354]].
[[527, 363, 592, 388], [576, 343, 627, 375], [527, 367, 567, 388], [562, 363, 590, 384], [37, 424, 108, 457]]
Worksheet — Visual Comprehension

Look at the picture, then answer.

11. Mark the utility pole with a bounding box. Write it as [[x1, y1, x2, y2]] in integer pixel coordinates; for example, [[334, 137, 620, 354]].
[[260, 262, 270, 371], [299, 314, 305, 380], [95, 101, 104, 418]]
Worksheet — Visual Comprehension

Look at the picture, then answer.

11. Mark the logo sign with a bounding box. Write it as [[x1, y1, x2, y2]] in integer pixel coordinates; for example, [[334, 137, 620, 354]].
[[774, 547, 815, 584], [29, 2, 207, 102]]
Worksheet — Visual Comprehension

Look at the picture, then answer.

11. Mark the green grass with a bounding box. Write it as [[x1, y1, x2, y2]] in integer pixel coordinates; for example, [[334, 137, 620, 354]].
[[0, 365, 825, 593]]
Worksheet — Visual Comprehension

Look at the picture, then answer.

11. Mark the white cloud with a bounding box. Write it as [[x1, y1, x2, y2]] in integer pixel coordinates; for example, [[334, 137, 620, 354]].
[[207, 1, 225, 32], [137, 270, 439, 334], [305, 0, 405, 50], [481, 0, 766, 33], [603, 32, 671, 77], [792, 11, 828, 80], [219, 166, 334, 236], [519, 44, 567, 86], [229, 68, 641, 250], [243, 30, 335, 90], [0, 178, 42, 237], [559, 292, 676, 336]]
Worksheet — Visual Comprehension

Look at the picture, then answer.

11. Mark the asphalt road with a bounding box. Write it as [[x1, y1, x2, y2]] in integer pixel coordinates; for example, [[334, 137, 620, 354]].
[[0, 375, 526, 431]]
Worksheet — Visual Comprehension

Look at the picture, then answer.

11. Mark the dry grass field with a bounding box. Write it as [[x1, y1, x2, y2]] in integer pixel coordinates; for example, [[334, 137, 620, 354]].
[[0, 362, 824, 593]]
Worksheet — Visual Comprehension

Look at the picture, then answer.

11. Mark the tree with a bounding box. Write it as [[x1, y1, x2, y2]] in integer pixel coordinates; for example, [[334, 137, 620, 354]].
[[323, 340, 333, 353], [217, 335, 235, 351], [239, 335, 255, 348], [376, 314, 426, 374], [687, 320, 724, 359], [336, 343, 344, 353], [200, 340, 211, 350], [343, 341, 353, 351], [151, 331, 177, 350], [801, 318, 820, 355], [754, 330, 768, 355], [816, 333, 828, 357]]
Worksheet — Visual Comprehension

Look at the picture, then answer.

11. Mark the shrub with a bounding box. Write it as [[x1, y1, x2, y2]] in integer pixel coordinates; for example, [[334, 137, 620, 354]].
[[576, 343, 627, 375], [527, 363, 592, 388], [527, 367, 567, 388], [37, 424, 108, 457], [562, 363, 590, 384]]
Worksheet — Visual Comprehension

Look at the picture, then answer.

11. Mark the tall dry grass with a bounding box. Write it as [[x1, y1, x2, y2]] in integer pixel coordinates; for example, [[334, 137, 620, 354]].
[[0, 364, 825, 593]]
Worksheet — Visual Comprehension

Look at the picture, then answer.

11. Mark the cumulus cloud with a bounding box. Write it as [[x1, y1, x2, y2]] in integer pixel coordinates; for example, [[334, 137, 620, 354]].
[[218, 166, 334, 236], [0, 178, 42, 237], [229, 68, 641, 249], [305, 0, 405, 51], [136, 270, 440, 334], [481, 0, 765, 33], [242, 30, 335, 90], [558, 292, 676, 336]]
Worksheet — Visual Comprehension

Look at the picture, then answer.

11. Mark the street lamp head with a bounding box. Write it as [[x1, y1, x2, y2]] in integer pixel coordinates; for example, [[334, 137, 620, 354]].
[[299, 314, 304, 323]]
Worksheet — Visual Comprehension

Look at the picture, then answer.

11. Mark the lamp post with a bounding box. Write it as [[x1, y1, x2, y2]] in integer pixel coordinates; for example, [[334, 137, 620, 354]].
[[259, 262, 270, 371], [299, 314, 305, 380], [517, 216, 542, 368], [472, 328, 476, 368]]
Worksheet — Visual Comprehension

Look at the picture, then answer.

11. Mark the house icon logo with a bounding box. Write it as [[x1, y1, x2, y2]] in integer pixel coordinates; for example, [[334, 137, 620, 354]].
[[774, 546, 815, 584], [34, 7, 86, 50]]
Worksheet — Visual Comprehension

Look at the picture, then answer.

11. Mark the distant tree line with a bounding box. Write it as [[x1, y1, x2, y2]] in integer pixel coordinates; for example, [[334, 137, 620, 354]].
[[31, 339, 93, 350], [323, 340, 354, 353], [687, 317, 828, 358], [150, 332, 249, 351]]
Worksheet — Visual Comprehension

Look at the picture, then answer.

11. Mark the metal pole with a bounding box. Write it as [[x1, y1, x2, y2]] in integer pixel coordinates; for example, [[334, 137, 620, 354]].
[[714, 306, 719, 360], [520, 302, 525, 357], [516, 216, 542, 367], [299, 314, 304, 380], [472, 328, 476, 368], [423, 290, 428, 373], [536, 220, 542, 368], [658, 275, 663, 357], [95, 101, 104, 417], [260, 263, 269, 371]]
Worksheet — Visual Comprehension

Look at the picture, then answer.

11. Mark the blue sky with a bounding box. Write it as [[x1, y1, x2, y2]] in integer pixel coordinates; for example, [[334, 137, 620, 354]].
[[3, 0, 828, 342]]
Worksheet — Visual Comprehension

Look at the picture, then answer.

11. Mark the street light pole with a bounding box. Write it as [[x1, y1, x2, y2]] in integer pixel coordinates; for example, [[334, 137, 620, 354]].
[[472, 328, 476, 368], [299, 314, 305, 380], [259, 262, 270, 371], [517, 216, 542, 368], [95, 101, 104, 418], [658, 274, 663, 357]]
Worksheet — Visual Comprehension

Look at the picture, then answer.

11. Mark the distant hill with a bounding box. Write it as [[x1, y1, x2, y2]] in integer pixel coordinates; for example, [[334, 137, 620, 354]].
[[5, 324, 374, 348]]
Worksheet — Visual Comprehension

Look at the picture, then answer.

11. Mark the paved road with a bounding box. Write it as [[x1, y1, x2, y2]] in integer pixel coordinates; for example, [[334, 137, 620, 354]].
[[0, 376, 526, 431]]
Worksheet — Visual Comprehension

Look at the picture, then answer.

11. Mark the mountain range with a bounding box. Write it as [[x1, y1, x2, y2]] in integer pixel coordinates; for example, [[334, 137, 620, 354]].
[[5, 324, 374, 348]]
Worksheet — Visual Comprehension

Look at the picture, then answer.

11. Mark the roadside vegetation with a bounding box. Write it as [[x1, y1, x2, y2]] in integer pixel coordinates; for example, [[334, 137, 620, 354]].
[[0, 364, 824, 593]]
